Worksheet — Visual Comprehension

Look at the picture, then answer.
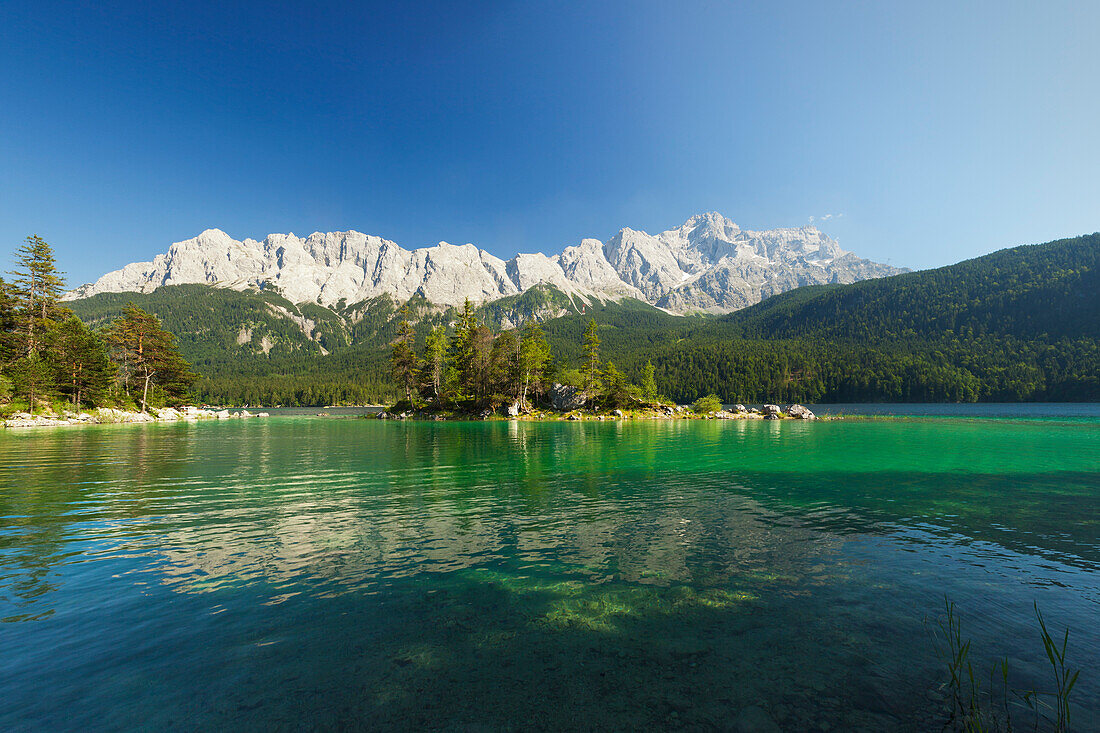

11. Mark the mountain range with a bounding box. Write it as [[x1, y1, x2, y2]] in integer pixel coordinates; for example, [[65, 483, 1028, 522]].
[[65, 212, 904, 314], [67, 232, 1100, 405]]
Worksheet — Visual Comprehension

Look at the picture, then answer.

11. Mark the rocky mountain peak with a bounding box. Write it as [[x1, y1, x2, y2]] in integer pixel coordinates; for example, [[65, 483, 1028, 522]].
[[66, 213, 907, 313]]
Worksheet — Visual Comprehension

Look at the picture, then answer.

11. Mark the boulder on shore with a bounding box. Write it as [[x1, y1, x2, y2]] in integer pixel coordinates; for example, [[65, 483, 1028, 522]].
[[785, 404, 817, 420], [761, 404, 782, 417], [549, 383, 586, 411]]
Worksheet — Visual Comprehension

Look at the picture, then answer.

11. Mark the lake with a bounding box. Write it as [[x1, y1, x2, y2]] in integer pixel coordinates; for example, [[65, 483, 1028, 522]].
[[2, 407, 1098, 730]]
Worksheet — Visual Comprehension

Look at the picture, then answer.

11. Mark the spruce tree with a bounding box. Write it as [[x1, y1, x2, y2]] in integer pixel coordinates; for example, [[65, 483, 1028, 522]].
[[449, 298, 480, 403], [50, 316, 116, 407], [581, 318, 601, 397], [390, 306, 419, 405], [601, 361, 633, 410], [0, 277, 18, 364]]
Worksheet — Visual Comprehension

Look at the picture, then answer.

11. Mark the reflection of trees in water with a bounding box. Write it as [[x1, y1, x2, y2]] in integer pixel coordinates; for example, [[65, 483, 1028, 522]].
[[0, 424, 197, 617], [145, 421, 846, 600]]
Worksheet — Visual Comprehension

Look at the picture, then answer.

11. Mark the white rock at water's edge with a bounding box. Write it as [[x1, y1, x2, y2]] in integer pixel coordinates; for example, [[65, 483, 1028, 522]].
[[64, 213, 905, 314], [2, 407, 270, 429]]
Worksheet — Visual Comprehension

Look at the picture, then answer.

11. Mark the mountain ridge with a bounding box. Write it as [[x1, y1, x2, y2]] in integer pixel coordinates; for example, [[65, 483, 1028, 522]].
[[65, 213, 905, 314], [66, 232, 1099, 405]]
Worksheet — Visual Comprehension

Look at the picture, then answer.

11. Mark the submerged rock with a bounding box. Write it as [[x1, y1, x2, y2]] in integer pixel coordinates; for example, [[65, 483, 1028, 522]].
[[733, 705, 781, 733]]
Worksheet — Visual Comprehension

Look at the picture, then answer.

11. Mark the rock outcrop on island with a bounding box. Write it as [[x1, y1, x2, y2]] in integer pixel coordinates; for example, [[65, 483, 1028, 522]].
[[66, 213, 905, 314]]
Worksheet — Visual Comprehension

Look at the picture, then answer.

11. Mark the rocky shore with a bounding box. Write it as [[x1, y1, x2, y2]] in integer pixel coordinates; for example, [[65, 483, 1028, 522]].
[[377, 402, 818, 422], [3, 406, 270, 429]]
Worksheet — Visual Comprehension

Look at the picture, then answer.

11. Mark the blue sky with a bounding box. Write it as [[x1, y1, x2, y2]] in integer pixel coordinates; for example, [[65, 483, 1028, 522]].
[[2, 1, 1098, 285]]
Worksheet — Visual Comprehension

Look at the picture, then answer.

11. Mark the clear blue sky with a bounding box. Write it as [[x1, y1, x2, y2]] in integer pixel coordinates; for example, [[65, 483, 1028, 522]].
[[2, 1, 1098, 286]]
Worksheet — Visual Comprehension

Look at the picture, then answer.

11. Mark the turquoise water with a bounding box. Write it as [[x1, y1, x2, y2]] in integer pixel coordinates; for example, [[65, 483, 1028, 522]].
[[1, 410, 1098, 730]]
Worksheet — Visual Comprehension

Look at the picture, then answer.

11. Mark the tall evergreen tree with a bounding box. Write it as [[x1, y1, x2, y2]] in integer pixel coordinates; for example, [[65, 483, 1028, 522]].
[[490, 329, 519, 400], [107, 303, 197, 411], [518, 323, 552, 407], [420, 325, 448, 403], [0, 277, 19, 364], [9, 354, 53, 411], [467, 324, 494, 404], [600, 360, 633, 409], [50, 316, 116, 407], [9, 235, 67, 358], [581, 318, 601, 396], [390, 306, 419, 404], [449, 298, 481, 402]]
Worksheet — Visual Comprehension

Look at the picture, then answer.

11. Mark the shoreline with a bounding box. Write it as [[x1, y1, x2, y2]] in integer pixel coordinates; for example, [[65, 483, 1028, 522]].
[[3, 406, 270, 429], [375, 403, 821, 422]]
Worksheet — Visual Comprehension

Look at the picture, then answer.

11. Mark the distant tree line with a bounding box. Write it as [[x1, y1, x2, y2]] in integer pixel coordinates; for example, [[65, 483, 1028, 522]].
[[0, 237, 197, 414]]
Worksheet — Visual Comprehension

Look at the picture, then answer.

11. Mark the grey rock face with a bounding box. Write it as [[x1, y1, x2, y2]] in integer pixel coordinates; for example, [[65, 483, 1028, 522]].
[[549, 384, 587, 411], [66, 213, 905, 314]]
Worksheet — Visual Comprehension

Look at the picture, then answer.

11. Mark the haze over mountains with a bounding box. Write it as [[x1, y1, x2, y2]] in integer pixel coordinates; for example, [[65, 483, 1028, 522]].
[[67, 213, 905, 314]]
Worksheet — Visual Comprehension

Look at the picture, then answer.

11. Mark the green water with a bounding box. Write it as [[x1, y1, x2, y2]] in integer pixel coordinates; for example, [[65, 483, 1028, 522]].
[[1, 412, 1098, 730]]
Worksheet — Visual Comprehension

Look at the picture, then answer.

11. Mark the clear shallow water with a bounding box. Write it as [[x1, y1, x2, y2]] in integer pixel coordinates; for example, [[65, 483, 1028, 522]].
[[1, 412, 1097, 731]]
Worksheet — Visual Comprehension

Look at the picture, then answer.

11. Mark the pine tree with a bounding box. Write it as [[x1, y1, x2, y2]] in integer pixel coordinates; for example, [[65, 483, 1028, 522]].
[[9, 235, 68, 358], [390, 306, 419, 405], [50, 316, 116, 407], [9, 354, 53, 411], [601, 360, 633, 409], [107, 303, 197, 411], [581, 318, 601, 396]]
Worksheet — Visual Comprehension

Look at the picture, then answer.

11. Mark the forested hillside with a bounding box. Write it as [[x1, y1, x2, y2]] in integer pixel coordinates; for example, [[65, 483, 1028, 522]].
[[67, 234, 1100, 405], [720, 233, 1099, 341]]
